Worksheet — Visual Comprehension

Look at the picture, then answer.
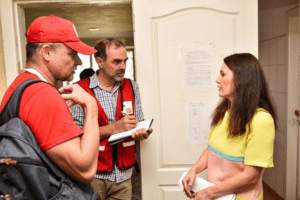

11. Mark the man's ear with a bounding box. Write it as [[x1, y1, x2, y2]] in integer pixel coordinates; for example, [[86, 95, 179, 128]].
[[40, 45, 52, 61], [95, 57, 104, 68]]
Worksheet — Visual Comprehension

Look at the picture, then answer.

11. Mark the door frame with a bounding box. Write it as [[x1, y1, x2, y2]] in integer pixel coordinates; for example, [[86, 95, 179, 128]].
[[0, 0, 131, 87], [286, 6, 299, 200], [0, 0, 19, 87]]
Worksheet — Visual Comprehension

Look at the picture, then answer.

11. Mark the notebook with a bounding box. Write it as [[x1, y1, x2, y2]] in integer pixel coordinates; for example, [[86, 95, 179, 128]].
[[108, 118, 154, 145], [178, 172, 235, 200]]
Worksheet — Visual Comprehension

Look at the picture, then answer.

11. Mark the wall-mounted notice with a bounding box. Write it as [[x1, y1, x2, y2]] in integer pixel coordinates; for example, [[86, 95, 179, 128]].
[[185, 102, 217, 145], [181, 46, 213, 91]]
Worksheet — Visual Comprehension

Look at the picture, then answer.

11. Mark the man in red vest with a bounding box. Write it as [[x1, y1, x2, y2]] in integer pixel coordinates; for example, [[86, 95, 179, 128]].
[[70, 38, 153, 199]]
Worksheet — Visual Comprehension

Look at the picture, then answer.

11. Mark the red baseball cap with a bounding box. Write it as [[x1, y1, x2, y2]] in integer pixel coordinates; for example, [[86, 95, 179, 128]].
[[26, 15, 96, 55]]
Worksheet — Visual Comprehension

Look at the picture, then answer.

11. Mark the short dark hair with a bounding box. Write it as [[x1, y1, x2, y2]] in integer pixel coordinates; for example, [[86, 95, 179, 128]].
[[26, 42, 60, 63], [211, 53, 277, 137], [26, 43, 40, 63], [94, 38, 125, 61]]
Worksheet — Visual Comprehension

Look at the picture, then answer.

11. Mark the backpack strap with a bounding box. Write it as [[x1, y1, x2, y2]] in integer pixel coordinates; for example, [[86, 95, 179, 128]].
[[0, 79, 73, 182], [0, 79, 44, 125]]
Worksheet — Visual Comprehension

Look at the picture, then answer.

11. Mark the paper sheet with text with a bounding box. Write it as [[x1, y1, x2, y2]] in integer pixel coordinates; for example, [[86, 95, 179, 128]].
[[185, 102, 217, 145], [181, 46, 213, 91]]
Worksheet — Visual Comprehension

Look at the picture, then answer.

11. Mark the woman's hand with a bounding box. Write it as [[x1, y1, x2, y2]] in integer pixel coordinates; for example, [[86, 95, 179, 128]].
[[182, 170, 197, 198], [194, 189, 212, 200]]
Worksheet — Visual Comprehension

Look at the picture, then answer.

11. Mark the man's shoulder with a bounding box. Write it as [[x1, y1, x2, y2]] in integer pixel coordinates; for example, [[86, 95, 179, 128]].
[[13, 73, 58, 101], [9, 73, 41, 90], [123, 78, 139, 89], [0, 73, 45, 111], [18, 73, 56, 93], [19, 80, 60, 113], [76, 78, 90, 85], [124, 78, 136, 84], [76, 77, 93, 91]]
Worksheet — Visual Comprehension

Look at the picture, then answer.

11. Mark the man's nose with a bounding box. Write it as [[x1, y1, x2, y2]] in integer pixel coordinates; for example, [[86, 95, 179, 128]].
[[120, 61, 126, 70], [74, 54, 82, 65]]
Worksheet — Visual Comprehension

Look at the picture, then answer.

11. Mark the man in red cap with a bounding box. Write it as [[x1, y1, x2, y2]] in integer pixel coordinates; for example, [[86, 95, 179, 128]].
[[0, 15, 99, 199]]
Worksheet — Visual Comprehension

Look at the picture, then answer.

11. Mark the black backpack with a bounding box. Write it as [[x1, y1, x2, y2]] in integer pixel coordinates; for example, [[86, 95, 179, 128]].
[[0, 79, 97, 200]]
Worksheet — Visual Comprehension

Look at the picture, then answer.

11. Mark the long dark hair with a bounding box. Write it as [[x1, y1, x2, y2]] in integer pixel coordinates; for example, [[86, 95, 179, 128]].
[[211, 53, 276, 137]]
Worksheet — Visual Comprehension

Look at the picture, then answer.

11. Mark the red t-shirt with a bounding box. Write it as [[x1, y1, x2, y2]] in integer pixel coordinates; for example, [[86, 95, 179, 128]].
[[0, 72, 83, 151]]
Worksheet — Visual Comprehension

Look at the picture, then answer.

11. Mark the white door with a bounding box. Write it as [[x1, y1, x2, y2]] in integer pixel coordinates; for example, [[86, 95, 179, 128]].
[[296, 8, 300, 200], [132, 0, 258, 199], [287, 7, 300, 200], [286, 7, 299, 200]]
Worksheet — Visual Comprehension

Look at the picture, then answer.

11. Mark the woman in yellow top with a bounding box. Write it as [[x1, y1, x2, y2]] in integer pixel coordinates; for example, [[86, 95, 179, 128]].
[[182, 53, 276, 200]]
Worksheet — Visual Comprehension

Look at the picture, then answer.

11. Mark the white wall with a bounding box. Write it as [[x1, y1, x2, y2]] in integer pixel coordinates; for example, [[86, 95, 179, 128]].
[[258, 4, 298, 198]]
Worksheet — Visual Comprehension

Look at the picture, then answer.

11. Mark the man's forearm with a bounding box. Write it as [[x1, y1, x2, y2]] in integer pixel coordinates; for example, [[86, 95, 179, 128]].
[[99, 123, 116, 140], [55, 84, 100, 183]]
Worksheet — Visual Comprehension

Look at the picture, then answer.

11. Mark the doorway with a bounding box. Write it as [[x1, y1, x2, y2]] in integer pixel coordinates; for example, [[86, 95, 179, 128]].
[[21, 1, 140, 199]]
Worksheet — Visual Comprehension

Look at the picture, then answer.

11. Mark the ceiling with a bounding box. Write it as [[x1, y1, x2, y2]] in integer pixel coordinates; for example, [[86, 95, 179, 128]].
[[24, 3, 134, 47], [258, 0, 298, 11], [24, 0, 299, 47]]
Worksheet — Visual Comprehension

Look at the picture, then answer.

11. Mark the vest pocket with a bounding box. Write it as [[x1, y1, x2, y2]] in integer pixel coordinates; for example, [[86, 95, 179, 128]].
[[122, 140, 135, 147], [99, 146, 105, 151], [118, 138, 136, 169], [97, 139, 113, 172]]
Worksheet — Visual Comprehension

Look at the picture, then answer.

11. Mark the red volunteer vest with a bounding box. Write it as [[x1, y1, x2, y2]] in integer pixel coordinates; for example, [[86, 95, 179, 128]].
[[77, 78, 136, 172]]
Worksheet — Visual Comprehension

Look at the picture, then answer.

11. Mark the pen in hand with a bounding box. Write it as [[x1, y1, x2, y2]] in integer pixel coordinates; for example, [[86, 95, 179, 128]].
[[121, 111, 129, 116]]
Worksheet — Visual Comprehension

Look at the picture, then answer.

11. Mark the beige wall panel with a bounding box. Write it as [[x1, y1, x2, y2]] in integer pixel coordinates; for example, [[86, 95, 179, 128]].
[[0, 17, 6, 100]]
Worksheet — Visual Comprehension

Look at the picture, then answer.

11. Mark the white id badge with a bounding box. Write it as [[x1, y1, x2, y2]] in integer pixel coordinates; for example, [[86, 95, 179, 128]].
[[123, 101, 133, 115]]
